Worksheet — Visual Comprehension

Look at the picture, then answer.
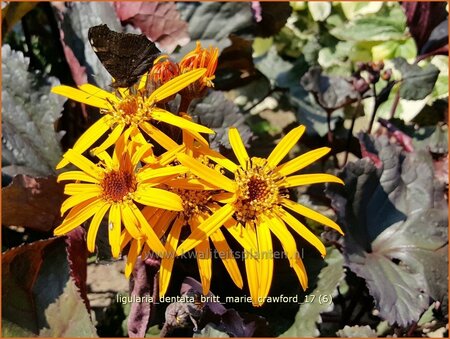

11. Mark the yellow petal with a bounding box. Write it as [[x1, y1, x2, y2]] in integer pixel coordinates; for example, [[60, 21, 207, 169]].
[[87, 202, 110, 252], [57, 170, 100, 184], [282, 198, 344, 234], [168, 178, 217, 190], [138, 73, 148, 90], [159, 216, 184, 297], [277, 208, 326, 257], [223, 216, 257, 253], [194, 237, 212, 295], [212, 192, 235, 203], [263, 213, 298, 261], [96, 150, 113, 169], [108, 204, 122, 258], [78, 83, 118, 102], [283, 173, 344, 188], [134, 186, 183, 211], [267, 125, 306, 168], [125, 238, 144, 278], [210, 229, 243, 288], [52, 85, 110, 109], [291, 256, 308, 290], [256, 217, 273, 301], [62, 149, 102, 179], [277, 147, 331, 177], [120, 204, 142, 239], [130, 203, 166, 257], [152, 108, 214, 134], [229, 128, 249, 168], [61, 197, 97, 220], [157, 144, 186, 166], [152, 210, 177, 239], [61, 190, 101, 215], [131, 143, 153, 168], [140, 122, 179, 151], [177, 153, 236, 193], [120, 229, 132, 251], [148, 68, 207, 103], [198, 144, 238, 173], [64, 183, 101, 196], [183, 129, 209, 148], [137, 165, 188, 182], [54, 198, 103, 235], [91, 123, 125, 155], [244, 225, 260, 307], [176, 203, 235, 255], [56, 116, 113, 169]]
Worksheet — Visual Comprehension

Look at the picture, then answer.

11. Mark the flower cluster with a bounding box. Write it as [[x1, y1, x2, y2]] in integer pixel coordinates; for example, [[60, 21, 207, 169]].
[[53, 41, 343, 306]]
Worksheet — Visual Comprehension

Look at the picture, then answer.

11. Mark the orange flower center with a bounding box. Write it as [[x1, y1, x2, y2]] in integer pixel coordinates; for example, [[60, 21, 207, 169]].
[[234, 158, 286, 224], [172, 188, 213, 220], [106, 93, 153, 126], [101, 170, 137, 202]]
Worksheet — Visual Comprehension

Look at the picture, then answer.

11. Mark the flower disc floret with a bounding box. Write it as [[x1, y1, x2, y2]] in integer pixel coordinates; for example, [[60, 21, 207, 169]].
[[100, 170, 137, 203]]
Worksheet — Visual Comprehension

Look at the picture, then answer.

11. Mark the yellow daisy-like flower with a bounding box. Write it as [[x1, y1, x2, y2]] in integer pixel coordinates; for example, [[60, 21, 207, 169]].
[[156, 126, 246, 297], [52, 68, 213, 169], [175, 125, 344, 306], [54, 134, 187, 259]]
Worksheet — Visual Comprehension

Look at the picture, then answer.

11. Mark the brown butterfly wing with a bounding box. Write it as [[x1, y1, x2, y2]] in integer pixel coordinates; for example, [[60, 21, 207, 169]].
[[88, 24, 160, 88]]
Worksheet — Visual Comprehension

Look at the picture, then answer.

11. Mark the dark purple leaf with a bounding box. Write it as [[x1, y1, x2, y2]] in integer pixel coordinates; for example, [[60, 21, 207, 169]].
[[52, 2, 121, 89], [378, 118, 414, 153], [189, 91, 253, 150], [179, 277, 261, 337], [402, 2, 447, 53], [326, 136, 448, 326], [2, 175, 65, 232], [65, 227, 90, 310], [301, 66, 360, 112], [2, 238, 68, 333], [420, 18, 448, 56], [128, 256, 160, 337]]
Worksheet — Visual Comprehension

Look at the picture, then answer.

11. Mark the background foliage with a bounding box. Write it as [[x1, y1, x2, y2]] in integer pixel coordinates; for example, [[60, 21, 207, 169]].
[[2, 1, 448, 338]]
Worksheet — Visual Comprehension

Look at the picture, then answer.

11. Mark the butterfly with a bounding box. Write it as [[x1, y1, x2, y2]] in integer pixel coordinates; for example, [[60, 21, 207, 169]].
[[88, 24, 160, 88]]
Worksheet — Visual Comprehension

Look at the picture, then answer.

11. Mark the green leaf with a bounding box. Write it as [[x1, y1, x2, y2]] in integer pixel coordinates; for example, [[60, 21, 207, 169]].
[[393, 57, 440, 100], [308, 2, 331, 22], [330, 14, 406, 42], [430, 55, 449, 100], [340, 2, 384, 20], [2, 45, 64, 176], [254, 47, 294, 88], [337, 325, 377, 337], [39, 278, 98, 337], [327, 137, 448, 327], [280, 248, 345, 337], [2, 318, 36, 337]]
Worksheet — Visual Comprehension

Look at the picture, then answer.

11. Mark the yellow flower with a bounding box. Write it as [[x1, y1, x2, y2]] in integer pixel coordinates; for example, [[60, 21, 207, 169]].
[[179, 41, 219, 100], [54, 135, 187, 259], [175, 125, 344, 306], [52, 68, 214, 169], [146, 124, 246, 297]]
